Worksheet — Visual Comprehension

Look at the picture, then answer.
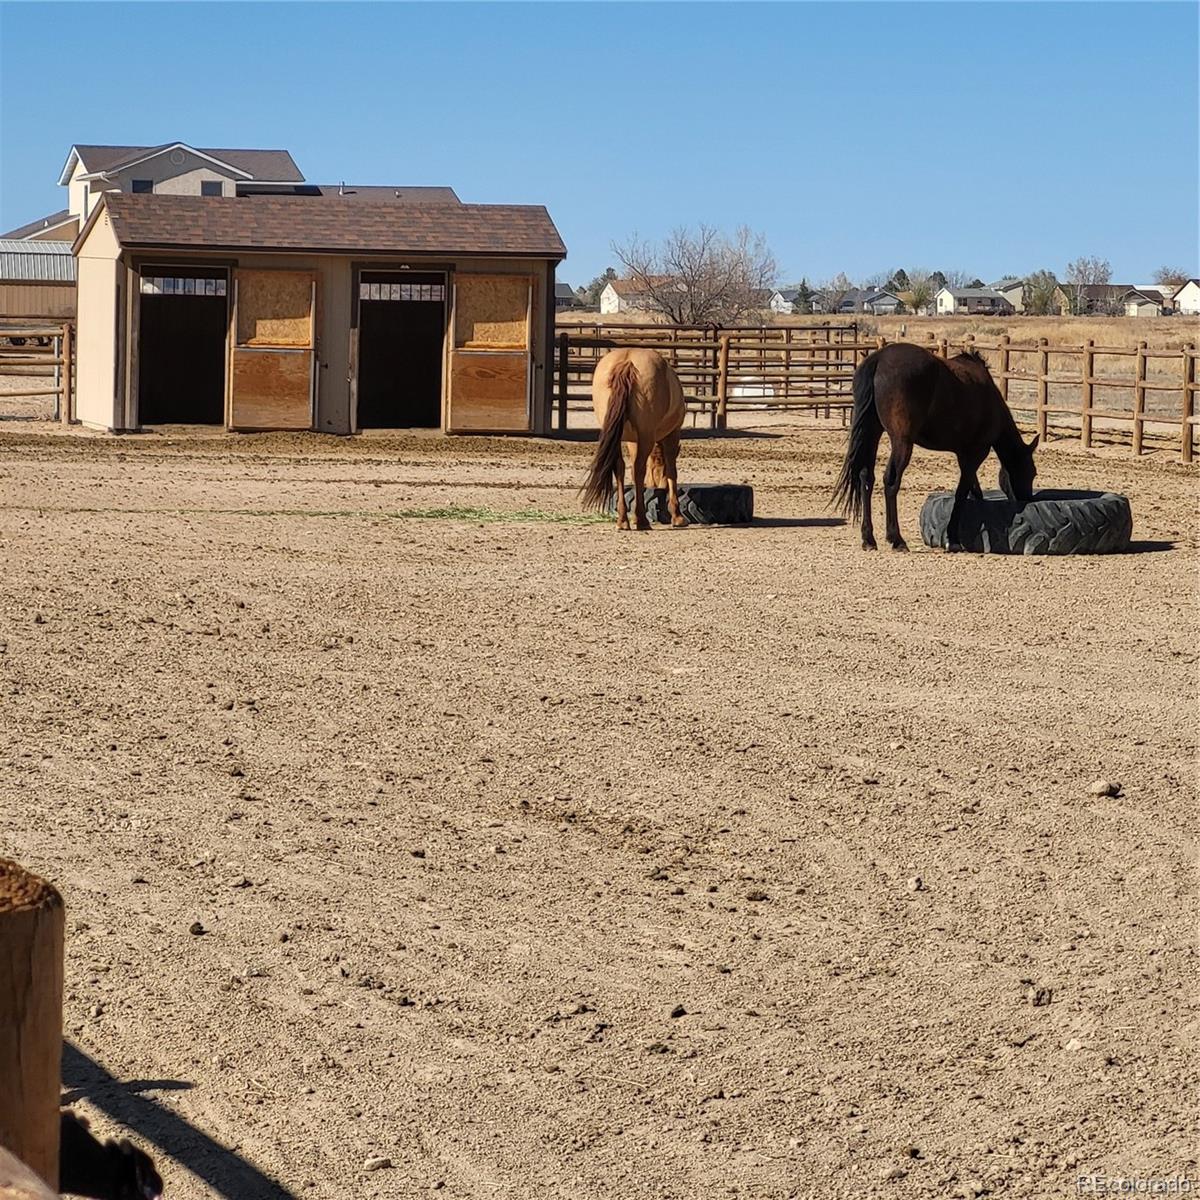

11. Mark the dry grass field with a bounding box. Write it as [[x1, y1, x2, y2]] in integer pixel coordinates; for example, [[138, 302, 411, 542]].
[[0, 422, 1195, 1200], [559, 310, 1195, 350]]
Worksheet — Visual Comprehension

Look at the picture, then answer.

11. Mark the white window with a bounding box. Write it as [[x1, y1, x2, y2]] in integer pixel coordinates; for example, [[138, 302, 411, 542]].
[[359, 281, 445, 301], [141, 275, 227, 296]]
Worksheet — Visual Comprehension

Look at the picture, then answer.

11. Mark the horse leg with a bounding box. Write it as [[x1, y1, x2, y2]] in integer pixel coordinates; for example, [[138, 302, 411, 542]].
[[660, 432, 687, 528], [945, 453, 986, 551], [632, 440, 652, 531], [858, 423, 883, 551], [883, 437, 913, 551], [614, 445, 629, 531]]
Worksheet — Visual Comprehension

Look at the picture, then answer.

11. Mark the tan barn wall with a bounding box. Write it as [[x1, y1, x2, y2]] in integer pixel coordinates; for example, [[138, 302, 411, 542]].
[[0, 282, 76, 319], [28, 220, 79, 242], [74, 212, 122, 429]]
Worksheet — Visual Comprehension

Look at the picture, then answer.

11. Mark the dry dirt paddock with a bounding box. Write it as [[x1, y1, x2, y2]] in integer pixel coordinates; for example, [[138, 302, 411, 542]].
[[0, 422, 1195, 1200]]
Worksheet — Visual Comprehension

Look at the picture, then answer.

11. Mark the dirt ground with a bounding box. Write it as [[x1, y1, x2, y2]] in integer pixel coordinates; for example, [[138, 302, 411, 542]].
[[0, 421, 1195, 1200]]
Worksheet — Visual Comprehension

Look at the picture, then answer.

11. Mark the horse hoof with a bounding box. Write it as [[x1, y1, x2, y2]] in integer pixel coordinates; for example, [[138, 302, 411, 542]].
[[671, 516, 689, 528], [945, 542, 964, 554], [636, 521, 653, 532], [862, 540, 878, 551], [616, 520, 631, 531], [890, 540, 909, 552]]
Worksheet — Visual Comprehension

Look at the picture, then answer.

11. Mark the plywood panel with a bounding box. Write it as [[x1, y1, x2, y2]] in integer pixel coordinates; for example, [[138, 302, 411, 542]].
[[235, 270, 313, 347], [449, 351, 529, 432], [230, 349, 312, 430], [454, 275, 529, 350]]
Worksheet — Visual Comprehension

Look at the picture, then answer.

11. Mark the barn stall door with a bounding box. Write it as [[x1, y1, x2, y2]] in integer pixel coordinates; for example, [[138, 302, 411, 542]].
[[447, 274, 532, 433], [229, 269, 316, 430]]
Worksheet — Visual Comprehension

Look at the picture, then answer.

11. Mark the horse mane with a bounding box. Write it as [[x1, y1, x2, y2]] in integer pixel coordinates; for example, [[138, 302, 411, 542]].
[[957, 348, 986, 364]]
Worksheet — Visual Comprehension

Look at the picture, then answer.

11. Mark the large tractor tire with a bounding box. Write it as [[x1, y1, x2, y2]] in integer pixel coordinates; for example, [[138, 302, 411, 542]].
[[919, 489, 1133, 554], [610, 483, 754, 525]]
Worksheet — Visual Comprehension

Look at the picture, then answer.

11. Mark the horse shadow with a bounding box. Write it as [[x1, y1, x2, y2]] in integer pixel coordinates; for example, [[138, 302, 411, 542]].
[[62, 1043, 297, 1200]]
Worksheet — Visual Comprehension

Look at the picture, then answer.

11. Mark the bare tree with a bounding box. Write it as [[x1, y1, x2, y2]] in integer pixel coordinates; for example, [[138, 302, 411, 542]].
[[1152, 265, 1192, 292], [905, 269, 934, 316], [941, 269, 974, 288], [1064, 256, 1113, 314], [1022, 269, 1059, 316], [815, 272, 856, 315], [611, 224, 777, 324]]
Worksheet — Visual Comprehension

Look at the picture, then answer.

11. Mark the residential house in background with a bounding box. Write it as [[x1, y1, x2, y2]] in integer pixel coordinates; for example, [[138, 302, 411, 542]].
[[599, 277, 675, 315], [1123, 289, 1163, 318], [861, 289, 903, 315], [554, 282, 582, 310], [810, 287, 869, 315], [769, 288, 801, 314], [1172, 279, 1200, 316], [1052, 283, 1135, 316], [990, 278, 1025, 313], [935, 286, 1015, 315]]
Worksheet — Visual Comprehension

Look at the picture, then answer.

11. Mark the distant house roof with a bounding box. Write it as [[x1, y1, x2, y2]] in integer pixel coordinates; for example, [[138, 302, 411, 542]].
[[87, 193, 566, 258], [0, 239, 76, 282], [239, 183, 462, 204], [991, 277, 1023, 291], [0, 209, 76, 240], [863, 290, 902, 305], [555, 282, 577, 300], [607, 277, 671, 296], [1122, 289, 1161, 306], [941, 286, 1009, 300], [774, 288, 802, 302], [1173, 278, 1200, 297], [1058, 283, 1134, 299], [59, 143, 304, 185]]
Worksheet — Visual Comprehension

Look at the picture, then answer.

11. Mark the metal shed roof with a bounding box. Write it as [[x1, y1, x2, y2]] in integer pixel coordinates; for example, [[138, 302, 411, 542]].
[[0, 239, 76, 282]]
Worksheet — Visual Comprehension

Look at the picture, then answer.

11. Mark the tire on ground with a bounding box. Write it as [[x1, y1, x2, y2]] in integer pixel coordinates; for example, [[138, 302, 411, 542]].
[[610, 483, 754, 525], [919, 489, 1133, 554]]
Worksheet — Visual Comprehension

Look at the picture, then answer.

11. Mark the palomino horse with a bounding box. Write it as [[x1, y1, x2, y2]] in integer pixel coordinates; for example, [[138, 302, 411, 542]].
[[833, 343, 1039, 551], [581, 348, 688, 530]]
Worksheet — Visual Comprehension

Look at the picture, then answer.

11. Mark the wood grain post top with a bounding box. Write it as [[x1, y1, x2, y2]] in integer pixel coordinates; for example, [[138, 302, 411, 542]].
[[0, 860, 63, 916]]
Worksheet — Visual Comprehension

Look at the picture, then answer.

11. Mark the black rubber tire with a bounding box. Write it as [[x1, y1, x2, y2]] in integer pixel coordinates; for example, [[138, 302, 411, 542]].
[[609, 482, 754, 525], [919, 489, 1133, 554]]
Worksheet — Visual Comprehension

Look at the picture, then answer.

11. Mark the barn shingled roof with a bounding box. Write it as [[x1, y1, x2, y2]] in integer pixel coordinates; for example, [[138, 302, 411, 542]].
[[94, 193, 566, 258], [0, 210, 76, 240]]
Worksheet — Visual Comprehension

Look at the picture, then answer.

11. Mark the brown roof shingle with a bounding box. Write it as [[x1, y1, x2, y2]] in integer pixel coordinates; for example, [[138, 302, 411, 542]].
[[99, 193, 565, 258], [73, 144, 304, 181]]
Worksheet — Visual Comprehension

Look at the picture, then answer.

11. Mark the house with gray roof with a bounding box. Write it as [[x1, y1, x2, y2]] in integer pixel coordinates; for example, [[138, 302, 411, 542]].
[[935, 286, 1015, 315]]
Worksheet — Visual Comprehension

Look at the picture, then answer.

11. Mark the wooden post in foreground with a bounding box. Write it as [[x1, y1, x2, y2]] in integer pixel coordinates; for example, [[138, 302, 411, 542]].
[[1036, 337, 1049, 442], [1182, 343, 1195, 464], [0, 1147, 59, 1200], [556, 331, 568, 432], [1081, 339, 1095, 449], [1132, 339, 1147, 456], [0, 859, 64, 1191], [60, 323, 72, 427], [716, 334, 730, 429]]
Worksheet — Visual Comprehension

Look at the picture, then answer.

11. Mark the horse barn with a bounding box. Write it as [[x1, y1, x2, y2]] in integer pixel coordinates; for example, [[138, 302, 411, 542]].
[[72, 190, 566, 434]]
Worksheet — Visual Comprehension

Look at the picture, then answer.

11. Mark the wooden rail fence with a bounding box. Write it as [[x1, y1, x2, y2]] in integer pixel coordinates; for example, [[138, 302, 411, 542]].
[[0, 323, 73, 423], [552, 322, 1199, 461]]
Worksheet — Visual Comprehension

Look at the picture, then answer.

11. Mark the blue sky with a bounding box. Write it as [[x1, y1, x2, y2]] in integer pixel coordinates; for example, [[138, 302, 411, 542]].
[[1, 1, 1196, 287]]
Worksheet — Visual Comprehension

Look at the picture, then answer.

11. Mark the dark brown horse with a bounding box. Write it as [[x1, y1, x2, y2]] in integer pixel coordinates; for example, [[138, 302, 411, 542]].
[[832, 343, 1039, 551]]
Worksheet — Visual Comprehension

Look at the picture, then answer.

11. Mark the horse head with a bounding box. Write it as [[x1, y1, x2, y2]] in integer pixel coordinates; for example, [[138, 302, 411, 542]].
[[999, 433, 1039, 501]]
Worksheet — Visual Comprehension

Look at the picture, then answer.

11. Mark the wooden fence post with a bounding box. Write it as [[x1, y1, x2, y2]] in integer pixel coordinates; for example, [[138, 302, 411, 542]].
[[1080, 339, 1094, 449], [1132, 339, 1147, 456], [998, 334, 1010, 405], [1182, 343, 1195, 464], [556, 331, 568, 432], [0, 859, 64, 1191], [1036, 337, 1049, 442], [716, 335, 730, 429], [60, 323, 73, 427], [938, 338, 948, 360]]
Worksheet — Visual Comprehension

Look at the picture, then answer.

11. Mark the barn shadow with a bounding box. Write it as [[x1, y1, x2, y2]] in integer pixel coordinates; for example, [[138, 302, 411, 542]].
[[62, 1043, 297, 1200]]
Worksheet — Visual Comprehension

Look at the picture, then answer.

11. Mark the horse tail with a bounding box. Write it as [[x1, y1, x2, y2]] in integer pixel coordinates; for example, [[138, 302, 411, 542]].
[[832, 352, 883, 520], [581, 358, 638, 511]]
